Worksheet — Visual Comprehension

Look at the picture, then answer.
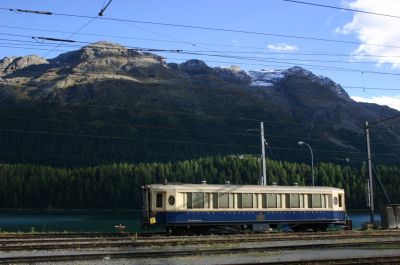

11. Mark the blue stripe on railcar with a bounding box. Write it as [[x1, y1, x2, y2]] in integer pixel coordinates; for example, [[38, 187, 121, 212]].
[[155, 210, 346, 226]]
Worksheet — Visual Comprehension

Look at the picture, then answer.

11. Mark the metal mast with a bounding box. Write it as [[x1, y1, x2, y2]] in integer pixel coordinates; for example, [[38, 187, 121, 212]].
[[260, 122, 267, 186], [365, 121, 374, 225]]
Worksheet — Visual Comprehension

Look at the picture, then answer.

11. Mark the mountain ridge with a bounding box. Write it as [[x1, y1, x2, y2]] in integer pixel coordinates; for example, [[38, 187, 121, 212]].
[[0, 41, 398, 166]]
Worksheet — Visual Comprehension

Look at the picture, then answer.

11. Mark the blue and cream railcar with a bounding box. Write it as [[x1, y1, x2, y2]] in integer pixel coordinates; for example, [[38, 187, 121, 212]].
[[142, 183, 347, 231]]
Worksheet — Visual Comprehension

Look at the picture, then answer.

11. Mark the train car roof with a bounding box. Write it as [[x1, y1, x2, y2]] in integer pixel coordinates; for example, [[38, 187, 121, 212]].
[[145, 183, 344, 193]]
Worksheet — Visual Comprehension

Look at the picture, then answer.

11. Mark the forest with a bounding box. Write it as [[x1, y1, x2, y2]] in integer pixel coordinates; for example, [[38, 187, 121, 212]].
[[0, 155, 399, 210]]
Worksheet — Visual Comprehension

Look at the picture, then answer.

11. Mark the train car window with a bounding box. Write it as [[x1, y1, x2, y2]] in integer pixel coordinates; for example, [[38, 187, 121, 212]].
[[204, 193, 210, 208], [219, 193, 229, 208], [187, 193, 192, 209], [328, 194, 333, 208], [290, 194, 300, 208], [285, 194, 290, 208], [278, 194, 282, 208], [192, 192, 204, 208], [229, 194, 234, 208], [253, 194, 258, 208], [321, 194, 326, 208], [262, 194, 267, 208], [338, 194, 343, 207], [242, 193, 253, 208], [267, 194, 277, 208], [237, 193, 242, 208], [156, 193, 163, 208], [213, 193, 218, 208], [311, 194, 322, 208]]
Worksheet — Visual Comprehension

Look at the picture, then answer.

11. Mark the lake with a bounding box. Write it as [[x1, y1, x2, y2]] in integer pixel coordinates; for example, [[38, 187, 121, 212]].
[[0, 211, 380, 233]]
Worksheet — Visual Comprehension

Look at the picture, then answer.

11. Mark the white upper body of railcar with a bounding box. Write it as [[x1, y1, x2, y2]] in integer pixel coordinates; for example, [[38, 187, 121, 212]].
[[144, 183, 345, 213]]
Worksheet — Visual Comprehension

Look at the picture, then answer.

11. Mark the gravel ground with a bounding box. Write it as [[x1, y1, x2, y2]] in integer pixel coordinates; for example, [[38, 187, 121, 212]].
[[1, 237, 400, 264], [1, 236, 399, 258], [33, 249, 400, 265]]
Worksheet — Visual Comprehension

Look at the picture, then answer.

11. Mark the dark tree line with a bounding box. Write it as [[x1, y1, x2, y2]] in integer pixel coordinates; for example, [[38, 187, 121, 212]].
[[0, 155, 399, 210]]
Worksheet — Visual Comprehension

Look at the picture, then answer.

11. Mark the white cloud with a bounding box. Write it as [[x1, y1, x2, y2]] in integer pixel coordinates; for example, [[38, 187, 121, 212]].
[[337, 0, 400, 68], [232, 39, 240, 47], [267, 43, 298, 51], [351, 95, 400, 111]]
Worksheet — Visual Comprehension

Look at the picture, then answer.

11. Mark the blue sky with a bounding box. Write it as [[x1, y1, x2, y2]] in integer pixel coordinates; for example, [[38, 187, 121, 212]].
[[1, 0, 400, 110]]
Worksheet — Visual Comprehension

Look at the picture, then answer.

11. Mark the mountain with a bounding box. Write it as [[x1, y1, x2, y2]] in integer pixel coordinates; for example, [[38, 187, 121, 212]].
[[0, 41, 399, 167]]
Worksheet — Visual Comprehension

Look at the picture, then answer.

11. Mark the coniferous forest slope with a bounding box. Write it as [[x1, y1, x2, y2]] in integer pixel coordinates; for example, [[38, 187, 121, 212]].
[[0, 156, 399, 210], [1, 42, 400, 209]]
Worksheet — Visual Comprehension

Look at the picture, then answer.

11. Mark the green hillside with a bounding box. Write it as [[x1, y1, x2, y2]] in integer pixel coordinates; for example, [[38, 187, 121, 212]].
[[0, 156, 398, 210]]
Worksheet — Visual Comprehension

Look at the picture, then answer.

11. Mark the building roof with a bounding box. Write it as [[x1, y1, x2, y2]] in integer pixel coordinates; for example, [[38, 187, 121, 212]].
[[146, 183, 344, 193]]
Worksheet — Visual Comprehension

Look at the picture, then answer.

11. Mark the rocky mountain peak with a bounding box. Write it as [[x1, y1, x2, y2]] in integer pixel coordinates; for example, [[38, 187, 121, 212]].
[[50, 41, 166, 74], [282, 66, 350, 100], [283, 66, 315, 77], [180, 59, 213, 76], [78, 41, 129, 59], [246, 65, 350, 100], [0, 55, 48, 77], [215, 65, 251, 84]]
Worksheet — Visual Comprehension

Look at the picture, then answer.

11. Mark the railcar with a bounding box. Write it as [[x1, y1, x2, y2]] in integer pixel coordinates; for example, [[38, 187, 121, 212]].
[[142, 183, 348, 232]]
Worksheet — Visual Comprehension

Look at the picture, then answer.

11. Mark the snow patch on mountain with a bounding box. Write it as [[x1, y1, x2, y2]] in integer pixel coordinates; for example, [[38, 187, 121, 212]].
[[245, 66, 349, 100], [248, 69, 285, 87]]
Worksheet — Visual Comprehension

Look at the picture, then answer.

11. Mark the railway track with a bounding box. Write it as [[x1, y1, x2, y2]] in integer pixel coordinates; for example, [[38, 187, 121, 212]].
[[1, 230, 400, 251], [0, 240, 399, 264], [2, 229, 400, 238], [2, 230, 400, 241], [220, 256, 400, 265]]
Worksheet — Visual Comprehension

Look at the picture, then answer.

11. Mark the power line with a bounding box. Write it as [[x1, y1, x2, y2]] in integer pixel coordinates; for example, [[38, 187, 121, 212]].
[[2, 127, 395, 157], [1, 52, 400, 93], [42, 17, 98, 57], [0, 144, 236, 160], [269, 146, 395, 156], [5, 24, 400, 58], [0, 128, 260, 149], [280, 0, 400, 20], [0, 115, 258, 137], [41, 0, 109, 57], [6, 38, 400, 66], [1, 112, 399, 147], [2, 35, 400, 78], [3, 7, 400, 50], [98, 0, 113, 16], [0, 99, 347, 129]]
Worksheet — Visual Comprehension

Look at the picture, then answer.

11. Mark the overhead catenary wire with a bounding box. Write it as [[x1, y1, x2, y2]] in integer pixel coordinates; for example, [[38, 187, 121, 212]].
[[2, 34, 400, 78], [98, 0, 113, 16], [6, 38, 400, 66], [1, 127, 395, 157], [0, 112, 398, 147], [0, 8, 398, 164], [280, 0, 400, 20], [0, 128, 260, 149], [372, 163, 392, 205], [40, 0, 117, 57], [1, 50, 400, 92], [6, 24, 400, 59], [0, 144, 241, 160], [3, 7, 400, 50]]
